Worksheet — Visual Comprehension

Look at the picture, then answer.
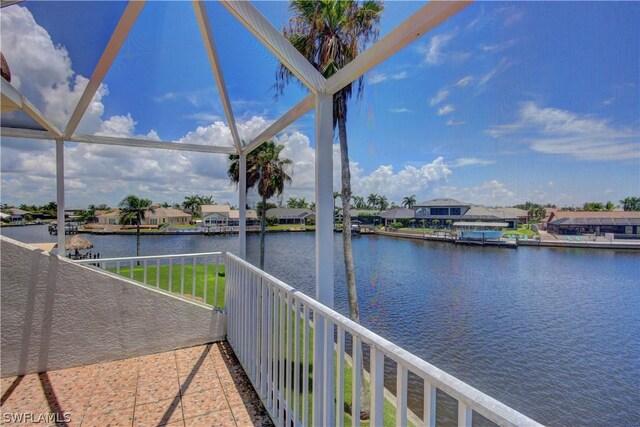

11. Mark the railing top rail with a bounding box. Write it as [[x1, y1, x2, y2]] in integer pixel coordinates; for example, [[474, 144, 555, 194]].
[[226, 252, 542, 427], [75, 251, 225, 263]]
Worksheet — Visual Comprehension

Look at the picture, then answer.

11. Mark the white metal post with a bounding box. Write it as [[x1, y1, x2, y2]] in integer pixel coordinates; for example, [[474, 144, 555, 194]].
[[313, 92, 335, 427], [239, 154, 247, 259], [55, 139, 65, 255]]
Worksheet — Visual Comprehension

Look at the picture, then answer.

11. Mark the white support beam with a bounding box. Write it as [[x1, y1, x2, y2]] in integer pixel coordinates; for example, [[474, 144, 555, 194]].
[[63, 1, 145, 138], [56, 140, 65, 256], [70, 134, 236, 154], [238, 154, 247, 259], [1, 128, 52, 140], [1, 76, 22, 112], [220, 0, 326, 93], [193, 1, 242, 153], [325, 1, 472, 95], [2, 77, 63, 137], [314, 93, 334, 308], [243, 94, 314, 155]]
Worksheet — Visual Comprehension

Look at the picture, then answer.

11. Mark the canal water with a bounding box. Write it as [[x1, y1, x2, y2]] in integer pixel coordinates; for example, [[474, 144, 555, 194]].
[[2, 225, 639, 426]]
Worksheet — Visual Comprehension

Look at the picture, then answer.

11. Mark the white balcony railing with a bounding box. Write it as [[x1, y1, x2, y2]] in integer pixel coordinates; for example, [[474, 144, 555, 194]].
[[225, 253, 542, 427], [75, 252, 225, 308]]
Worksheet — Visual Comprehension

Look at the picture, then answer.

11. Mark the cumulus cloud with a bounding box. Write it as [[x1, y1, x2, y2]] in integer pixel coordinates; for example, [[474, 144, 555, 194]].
[[486, 101, 639, 160], [432, 180, 516, 206]]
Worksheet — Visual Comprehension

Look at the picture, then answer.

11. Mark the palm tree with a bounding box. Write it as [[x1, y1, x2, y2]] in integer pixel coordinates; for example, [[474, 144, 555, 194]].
[[228, 141, 292, 269], [183, 195, 201, 218], [118, 194, 153, 259], [378, 195, 389, 211], [287, 197, 299, 208], [367, 193, 379, 210], [620, 196, 640, 211], [276, 1, 383, 416], [402, 195, 416, 209], [352, 195, 366, 210], [604, 201, 618, 211]]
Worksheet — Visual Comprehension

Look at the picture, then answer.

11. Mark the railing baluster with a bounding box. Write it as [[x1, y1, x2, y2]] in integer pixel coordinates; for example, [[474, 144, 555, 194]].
[[423, 380, 436, 427], [370, 346, 385, 427], [272, 285, 280, 424], [352, 335, 362, 427], [323, 316, 335, 425], [203, 257, 208, 304], [192, 256, 196, 300], [168, 258, 173, 292], [397, 365, 408, 427], [458, 400, 472, 427], [214, 260, 219, 308], [302, 303, 310, 427], [143, 259, 147, 284], [180, 257, 185, 296], [286, 293, 293, 426], [116, 260, 120, 275], [278, 289, 285, 425], [267, 282, 274, 412], [336, 326, 345, 427], [261, 277, 268, 402], [129, 260, 133, 279], [156, 258, 160, 288], [293, 299, 300, 427]]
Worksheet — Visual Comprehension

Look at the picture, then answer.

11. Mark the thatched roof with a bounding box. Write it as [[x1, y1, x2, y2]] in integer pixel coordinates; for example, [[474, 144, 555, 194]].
[[65, 235, 93, 251]]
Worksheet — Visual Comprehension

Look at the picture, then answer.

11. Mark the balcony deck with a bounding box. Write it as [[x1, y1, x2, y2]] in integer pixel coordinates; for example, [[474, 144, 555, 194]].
[[0, 342, 272, 426]]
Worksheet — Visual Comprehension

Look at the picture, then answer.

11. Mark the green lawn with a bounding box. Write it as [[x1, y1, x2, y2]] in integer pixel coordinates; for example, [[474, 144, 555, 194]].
[[502, 226, 537, 236], [280, 308, 413, 427], [108, 263, 225, 307], [169, 224, 198, 229], [267, 224, 315, 231]]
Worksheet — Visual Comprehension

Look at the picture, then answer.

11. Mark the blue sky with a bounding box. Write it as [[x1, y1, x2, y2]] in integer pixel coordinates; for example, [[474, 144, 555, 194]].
[[1, 1, 638, 209]]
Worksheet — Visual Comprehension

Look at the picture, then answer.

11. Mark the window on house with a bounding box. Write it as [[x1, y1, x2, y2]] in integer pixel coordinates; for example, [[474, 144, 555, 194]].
[[430, 208, 448, 216], [450, 208, 461, 215]]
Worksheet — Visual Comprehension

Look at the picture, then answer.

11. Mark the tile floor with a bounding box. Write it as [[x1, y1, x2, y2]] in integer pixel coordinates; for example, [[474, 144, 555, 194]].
[[0, 342, 273, 426]]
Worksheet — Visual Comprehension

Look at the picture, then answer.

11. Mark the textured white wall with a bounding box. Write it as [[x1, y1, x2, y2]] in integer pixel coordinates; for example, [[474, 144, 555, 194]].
[[0, 237, 226, 377]]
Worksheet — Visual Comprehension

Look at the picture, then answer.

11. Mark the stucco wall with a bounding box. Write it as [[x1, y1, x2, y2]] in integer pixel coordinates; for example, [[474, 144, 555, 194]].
[[0, 237, 226, 377]]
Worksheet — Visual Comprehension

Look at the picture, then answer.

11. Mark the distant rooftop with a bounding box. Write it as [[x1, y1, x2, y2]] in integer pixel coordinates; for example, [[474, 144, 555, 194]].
[[415, 199, 468, 207]]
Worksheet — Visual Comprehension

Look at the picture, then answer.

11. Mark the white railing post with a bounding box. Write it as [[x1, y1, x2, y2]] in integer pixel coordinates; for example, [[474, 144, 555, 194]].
[[370, 346, 385, 427], [458, 400, 473, 427], [156, 259, 160, 288], [397, 365, 408, 427], [55, 139, 65, 257], [352, 335, 362, 427], [423, 380, 436, 427], [239, 153, 247, 259], [336, 326, 345, 427]]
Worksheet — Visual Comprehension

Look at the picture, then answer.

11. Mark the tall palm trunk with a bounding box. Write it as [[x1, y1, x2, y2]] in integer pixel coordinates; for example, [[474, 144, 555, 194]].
[[338, 113, 368, 415], [260, 194, 267, 270]]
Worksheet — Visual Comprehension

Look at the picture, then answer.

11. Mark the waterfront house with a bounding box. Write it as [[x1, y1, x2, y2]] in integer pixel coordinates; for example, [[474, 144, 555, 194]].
[[6, 208, 29, 224], [202, 204, 258, 227], [96, 206, 192, 226], [414, 199, 527, 229], [334, 209, 383, 225], [546, 211, 640, 237], [266, 207, 315, 225], [0, 1, 543, 426], [380, 207, 415, 227]]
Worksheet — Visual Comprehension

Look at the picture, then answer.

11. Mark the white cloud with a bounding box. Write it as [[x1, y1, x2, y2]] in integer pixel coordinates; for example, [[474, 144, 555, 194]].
[[389, 108, 413, 113], [429, 89, 449, 106], [182, 112, 223, 123], [480, 39, 518, 53], [450, 158, 495, 168], [486, 101, 639, 160], [478, 57, 513, 87], [432, 180, 516, 206], [391, 71, 408, 80], [446, 119, 466, 126], [368, 70, 407, 85], [420, 33, 455, 65], [437, 105, 455, 116], [368, 71, 387, 85], [454, 76, 474, 88]]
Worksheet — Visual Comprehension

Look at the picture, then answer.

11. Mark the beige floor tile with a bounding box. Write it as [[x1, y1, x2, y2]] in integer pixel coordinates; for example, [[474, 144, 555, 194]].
[[181, 388, 230, 419], [134, 397, 183, 426], [80, 407, 134, 427], [183, 409, 237, 427]]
